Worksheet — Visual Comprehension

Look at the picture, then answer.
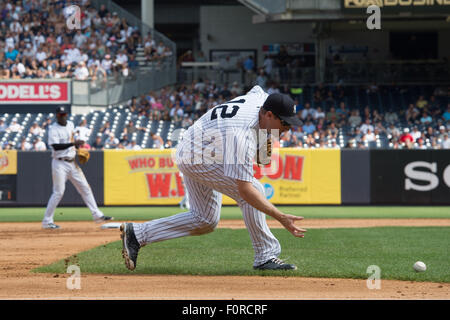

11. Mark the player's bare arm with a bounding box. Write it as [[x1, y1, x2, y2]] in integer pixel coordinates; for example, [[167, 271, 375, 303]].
[[236, 179, 306, 238]]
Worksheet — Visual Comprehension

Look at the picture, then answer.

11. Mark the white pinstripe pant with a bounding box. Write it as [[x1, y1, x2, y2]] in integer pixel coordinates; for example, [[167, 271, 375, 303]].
[[133, 163, 281, 266]]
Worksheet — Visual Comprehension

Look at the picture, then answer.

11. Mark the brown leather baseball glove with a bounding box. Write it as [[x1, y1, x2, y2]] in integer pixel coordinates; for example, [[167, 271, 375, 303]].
[[77, 148, 90, 165]]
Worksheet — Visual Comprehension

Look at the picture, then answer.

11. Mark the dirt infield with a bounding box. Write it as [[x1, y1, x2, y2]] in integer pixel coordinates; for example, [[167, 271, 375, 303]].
[[0, 219, 449, 300]]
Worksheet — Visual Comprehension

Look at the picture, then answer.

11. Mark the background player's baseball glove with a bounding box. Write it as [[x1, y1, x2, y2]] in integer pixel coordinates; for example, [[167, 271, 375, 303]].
[[77, 148, 90, 165], [256, 138, 272, 166]]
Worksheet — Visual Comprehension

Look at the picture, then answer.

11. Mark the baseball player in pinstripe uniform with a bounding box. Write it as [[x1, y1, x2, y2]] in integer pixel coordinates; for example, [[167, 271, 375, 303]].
[[42, 106, 113, 229], [121, 86, 306, 270]]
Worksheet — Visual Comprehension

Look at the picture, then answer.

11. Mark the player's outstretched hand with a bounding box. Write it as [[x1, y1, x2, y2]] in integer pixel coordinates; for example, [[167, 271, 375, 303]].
[[278, 214, 306, 238]]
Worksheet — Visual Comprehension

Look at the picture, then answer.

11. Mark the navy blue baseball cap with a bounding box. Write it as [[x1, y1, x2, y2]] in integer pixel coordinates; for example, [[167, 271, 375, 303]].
[[262, 93, 301, 126], [56, 106, 67, 114]]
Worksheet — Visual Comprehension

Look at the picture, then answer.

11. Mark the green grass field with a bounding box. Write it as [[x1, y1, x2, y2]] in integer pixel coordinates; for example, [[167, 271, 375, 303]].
[[1, 206, 448, 282], [0, 205, 449, 222], [34, 227, 450, 282]]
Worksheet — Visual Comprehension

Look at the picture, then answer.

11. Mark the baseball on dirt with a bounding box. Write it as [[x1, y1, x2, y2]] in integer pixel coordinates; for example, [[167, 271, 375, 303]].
[[413, 261, 426, 272]]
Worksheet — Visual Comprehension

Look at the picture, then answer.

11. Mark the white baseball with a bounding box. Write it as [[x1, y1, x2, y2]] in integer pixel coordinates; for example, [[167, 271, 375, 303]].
[[413, 261, 426, 272]]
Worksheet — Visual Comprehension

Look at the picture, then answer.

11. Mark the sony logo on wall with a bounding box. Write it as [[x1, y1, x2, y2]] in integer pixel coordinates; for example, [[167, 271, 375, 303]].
[[404, 161, 450, 192]]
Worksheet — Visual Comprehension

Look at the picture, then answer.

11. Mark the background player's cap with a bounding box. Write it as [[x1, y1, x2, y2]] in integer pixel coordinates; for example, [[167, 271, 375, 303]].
[[262, 93, 302, 127], [56, 106, 67, 115]]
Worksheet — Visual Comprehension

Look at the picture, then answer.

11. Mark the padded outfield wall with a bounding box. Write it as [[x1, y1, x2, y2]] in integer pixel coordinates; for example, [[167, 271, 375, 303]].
[[0, 149, 448, 206]]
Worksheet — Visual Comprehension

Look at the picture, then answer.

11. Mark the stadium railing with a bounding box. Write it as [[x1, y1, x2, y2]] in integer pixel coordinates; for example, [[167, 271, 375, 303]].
[[75, 0, 177, 106], [72, 65, 175, 106]]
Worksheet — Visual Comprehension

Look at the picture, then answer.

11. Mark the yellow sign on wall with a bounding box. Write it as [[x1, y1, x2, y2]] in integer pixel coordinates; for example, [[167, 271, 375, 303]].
[[104, 149, 184, 205], [0, 150, 17, 175], [223, 148, 341, 205], [104, 148, 341, 205]]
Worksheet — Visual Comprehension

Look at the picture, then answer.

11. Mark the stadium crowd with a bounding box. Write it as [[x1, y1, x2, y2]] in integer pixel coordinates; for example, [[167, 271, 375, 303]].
[[0, 0, 172, 82], [122, 81, 450, 150], [1, 81, 449, 151], [0, 1, 448, 151]]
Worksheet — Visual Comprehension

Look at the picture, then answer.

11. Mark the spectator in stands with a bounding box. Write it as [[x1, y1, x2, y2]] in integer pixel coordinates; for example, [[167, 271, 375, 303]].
[[442, 134, 450, 149], [313, 106, 325, 120], [7, 119, 22, 132], [181, 114, 193, 128], [128, 54, 139, 72], [91, 135, 104, 150], [336, 102, 349, 121], [123, 121, 146, 140], [5, 45, 19, 62], [424, 126, 435, 140], [90, 64, 108, 88], [41, 117, 52, 130], [100, 121, 112, 137], [442, 105, 450, 122], [405, 103, 420, 123], [29, 122, 43, 136], [415, 138, 427, 150], [263, 55, 274, 78], [150, 132, 164, 149], [384, 108, 398, 124], [242, 55, 255, 87], [300, 102, 314, 120], [372, 110, 383, 123], [74, 61, 90, 80], [170, 101, 184, 122], [420, 111, 433, 125], [2, 142, 14, 150], [411, 126, 421, 142], [101, 54, 113, 75], [326, 107, 338, 124], [255, 68, 268, 91], [267, 81, 281, 95], [126, 139, 142, 150], [33, 136, 47, 151], [219, 84, 232, 100], [348, 109, 362, 127], [75, 119, 92, 143], [302, 120, 316, 135], [364, 128, 376, 142], [399, 128, 414, 148], [119, 134, 130, 148], [0, 119, 7, 132], [415, 95, 428, 110], [360, 118, 374, 135], [105, 133, 119, 148], [20, 137, 32, 151], [359, 106, 369, 122], [437, 126, 447, 141]]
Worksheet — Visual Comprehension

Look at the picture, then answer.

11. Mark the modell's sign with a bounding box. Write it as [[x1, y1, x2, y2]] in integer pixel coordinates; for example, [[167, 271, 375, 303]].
[[0, 80, 71, 104], [342, 0, 450, 13]]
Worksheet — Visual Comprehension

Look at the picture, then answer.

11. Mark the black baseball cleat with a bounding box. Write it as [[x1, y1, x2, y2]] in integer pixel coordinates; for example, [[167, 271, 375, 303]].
[[94, 215, 114, 223], [253, 258, 297, 270], [120, 223, 141, 271]]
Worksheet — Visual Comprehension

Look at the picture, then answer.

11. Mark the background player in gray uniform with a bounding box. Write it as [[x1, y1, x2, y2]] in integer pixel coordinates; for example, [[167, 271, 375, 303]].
[[42, 106, 113, 229], [121, 86, 306, 270]]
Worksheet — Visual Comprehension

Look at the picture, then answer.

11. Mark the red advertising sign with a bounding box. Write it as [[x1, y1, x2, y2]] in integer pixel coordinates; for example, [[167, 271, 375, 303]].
[[0, 81, 71, 104]]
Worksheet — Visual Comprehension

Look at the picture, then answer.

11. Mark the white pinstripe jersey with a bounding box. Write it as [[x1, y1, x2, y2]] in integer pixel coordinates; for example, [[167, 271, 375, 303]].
[[48, 121, 76, 159], [177, 85, 268, 182]]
